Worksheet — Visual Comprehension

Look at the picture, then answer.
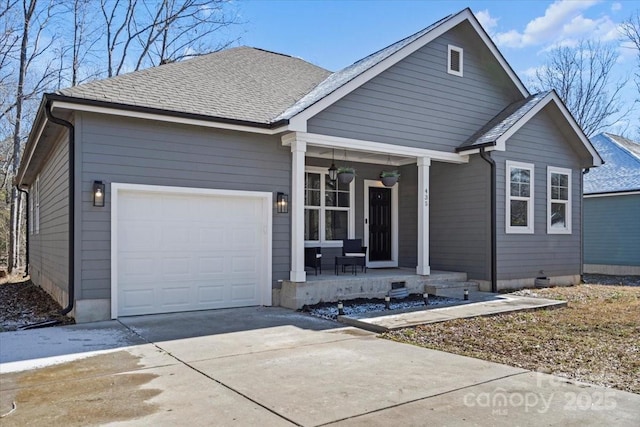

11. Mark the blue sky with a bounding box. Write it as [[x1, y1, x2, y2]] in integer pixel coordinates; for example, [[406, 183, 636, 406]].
[[232, 0, 639, 134]]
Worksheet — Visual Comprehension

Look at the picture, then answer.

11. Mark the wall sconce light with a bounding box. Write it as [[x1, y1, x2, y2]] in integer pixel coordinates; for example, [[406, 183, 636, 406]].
[[93, 181, 105, 207], [276, 192, 288, 213]]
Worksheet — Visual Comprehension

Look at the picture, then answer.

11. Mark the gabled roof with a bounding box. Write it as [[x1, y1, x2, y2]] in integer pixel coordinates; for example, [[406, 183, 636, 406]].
[[457, 91, 552, 151], [282, 7, 530, 128], [585, 133, 640, 194], [58, 47, 331, 125], [456, 90, 603, 168]]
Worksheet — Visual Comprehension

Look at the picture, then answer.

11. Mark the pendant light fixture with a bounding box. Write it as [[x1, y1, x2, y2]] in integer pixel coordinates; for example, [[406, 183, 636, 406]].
[[328, 148, 338, 181]]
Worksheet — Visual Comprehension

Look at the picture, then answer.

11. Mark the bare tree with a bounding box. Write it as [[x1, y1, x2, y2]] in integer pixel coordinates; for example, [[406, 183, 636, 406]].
[[532, 40, 629, 137], [6, 0, 59, 272], [621, 11, 640, 95], [100, 0, 239, 77]]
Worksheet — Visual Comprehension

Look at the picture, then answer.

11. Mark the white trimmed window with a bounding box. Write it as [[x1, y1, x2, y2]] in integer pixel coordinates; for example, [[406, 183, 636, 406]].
[[29, 183, 33, 235], [547, 166, 571, 234], [304, 167, 355, 246], [34, 176, 40, 234], [506, 161, 534, 234], [447, 45, 463, 77]]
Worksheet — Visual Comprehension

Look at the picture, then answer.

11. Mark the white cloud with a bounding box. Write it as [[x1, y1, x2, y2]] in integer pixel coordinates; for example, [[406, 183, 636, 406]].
[[492, 0, 628, 52], [494, 0, 600, 48], [611, 2, 622, 12], [475, 9, 498, 33]]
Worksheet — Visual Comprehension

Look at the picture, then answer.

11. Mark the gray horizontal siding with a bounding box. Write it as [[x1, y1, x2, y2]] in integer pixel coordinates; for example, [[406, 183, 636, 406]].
[[307, 20, 522, 151], [430, 156, 490, 280], [78, 112, 291, 300], [29, 134, 69, 302], [584, 195, 640, 266], [493, 106, 583, 280]]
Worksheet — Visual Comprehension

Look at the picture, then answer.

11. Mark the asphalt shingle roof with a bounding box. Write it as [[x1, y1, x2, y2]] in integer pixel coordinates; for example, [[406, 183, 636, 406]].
[[59, 47, 331, 124], [457, 91, 551, 151], [585, 133, 640, 194]]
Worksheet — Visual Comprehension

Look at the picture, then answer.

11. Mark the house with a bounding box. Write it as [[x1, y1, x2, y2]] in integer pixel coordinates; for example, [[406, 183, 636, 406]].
[[16, 8, 602, 322], [583, 133, 640, 275]]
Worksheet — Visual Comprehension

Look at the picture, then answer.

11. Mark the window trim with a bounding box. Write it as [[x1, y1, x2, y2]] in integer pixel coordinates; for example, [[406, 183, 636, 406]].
[[304, 166, 355, 247], [547, 166, 572, 234], [34, 175, 40, 235], [505, 160, 534, 234], [447, 45, 464, 77]]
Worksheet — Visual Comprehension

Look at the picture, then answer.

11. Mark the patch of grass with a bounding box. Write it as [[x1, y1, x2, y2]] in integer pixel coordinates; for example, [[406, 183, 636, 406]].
[[383, 284, 640, 394]]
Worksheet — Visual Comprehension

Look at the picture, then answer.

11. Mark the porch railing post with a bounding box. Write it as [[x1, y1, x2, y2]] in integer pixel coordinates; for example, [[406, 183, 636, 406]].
[[417, 156, 431, 276], [290, 136, 307, 282]]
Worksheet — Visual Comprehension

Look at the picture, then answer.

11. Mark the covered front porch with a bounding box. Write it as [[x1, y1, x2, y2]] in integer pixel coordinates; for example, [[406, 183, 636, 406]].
[[279, 131, 476, 309]]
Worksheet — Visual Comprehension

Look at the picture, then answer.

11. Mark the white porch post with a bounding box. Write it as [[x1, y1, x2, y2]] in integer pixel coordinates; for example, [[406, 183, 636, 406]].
[[290, 137, 307, 282], [417, 157, 431, 276]]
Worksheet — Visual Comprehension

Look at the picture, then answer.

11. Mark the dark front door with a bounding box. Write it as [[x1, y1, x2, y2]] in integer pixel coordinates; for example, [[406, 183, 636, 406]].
[[368, 187, 392, 261]]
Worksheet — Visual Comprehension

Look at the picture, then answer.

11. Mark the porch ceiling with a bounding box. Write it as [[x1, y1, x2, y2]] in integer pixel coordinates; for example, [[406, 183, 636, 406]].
[[306, 145, 415, 166]]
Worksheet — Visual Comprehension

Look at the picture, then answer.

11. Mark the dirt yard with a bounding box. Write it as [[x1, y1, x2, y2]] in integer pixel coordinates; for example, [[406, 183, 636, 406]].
[[384, 283, 640, 394]]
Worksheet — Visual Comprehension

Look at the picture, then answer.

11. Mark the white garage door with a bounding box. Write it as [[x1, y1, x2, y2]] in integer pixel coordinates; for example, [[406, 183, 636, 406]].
[[112, 185, 271, 317]]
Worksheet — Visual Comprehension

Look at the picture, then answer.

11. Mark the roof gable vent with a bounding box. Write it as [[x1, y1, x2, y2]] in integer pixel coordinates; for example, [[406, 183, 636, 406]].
[[448, 45, 463, 77]]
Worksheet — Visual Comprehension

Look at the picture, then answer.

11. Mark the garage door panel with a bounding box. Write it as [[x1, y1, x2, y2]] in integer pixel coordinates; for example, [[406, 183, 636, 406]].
[[197, 256, 225, 275], [230, 282, 258, 303], [158, 287, 192, 310], [116, 188, 269, 316], [120, 288, 155, 314], [120, 256, 160, 282], [197, 284, 225, 304]]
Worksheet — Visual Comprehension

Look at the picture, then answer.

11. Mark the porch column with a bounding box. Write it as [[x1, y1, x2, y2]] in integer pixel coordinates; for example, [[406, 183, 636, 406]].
[[290, 137, 307, 282], [417, 157, 431, 276]]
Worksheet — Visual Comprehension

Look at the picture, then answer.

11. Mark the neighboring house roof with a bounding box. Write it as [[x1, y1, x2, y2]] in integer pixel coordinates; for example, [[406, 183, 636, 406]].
[[58, 46, 331, 124], [584, 133, 640, 194]]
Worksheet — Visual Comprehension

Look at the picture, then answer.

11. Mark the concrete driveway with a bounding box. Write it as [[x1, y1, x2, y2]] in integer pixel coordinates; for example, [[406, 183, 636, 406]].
[[1, 307, 638, 426]]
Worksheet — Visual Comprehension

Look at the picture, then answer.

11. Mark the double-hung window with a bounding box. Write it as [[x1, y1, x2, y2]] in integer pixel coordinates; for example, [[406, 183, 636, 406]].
[[506, 161, 534, 234], [304, 167, 354, 245], [547, 166, 571, 234]]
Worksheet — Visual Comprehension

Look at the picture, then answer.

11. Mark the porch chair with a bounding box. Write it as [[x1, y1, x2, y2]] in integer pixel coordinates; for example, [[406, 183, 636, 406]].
[[341, 239, 367, 273], [304, 247, 322, 275]]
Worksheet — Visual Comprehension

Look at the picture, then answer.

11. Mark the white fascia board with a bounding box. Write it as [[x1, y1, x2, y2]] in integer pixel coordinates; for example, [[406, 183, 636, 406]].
[[495, 92, 553, 150], [465, 18, 528, 97], [584, 191, 640, 198], [455, 145, 501, 155], [283, 131, 469, 164], [494, 92, 603, 167], [52, 101, 285, 135], [289, 15, 466, 126], [288, 9, 529, 129], [16, 115, 48, 187], [547, 92, 603, 167]]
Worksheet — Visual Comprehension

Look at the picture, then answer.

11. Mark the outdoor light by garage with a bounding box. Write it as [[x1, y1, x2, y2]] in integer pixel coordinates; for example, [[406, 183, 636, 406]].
[[276, 192, 288, 213], [93, 181, 105, 207]]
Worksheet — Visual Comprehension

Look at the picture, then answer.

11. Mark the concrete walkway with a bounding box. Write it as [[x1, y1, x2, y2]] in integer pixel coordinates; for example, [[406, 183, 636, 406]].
[[1, 307, 638, 426], [340, 293, 567, 332]]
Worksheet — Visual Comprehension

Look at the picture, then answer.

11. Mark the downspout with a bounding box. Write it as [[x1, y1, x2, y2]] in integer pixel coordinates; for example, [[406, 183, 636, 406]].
[[16, 186, 29, 276], [479, 148, 497, 293], [581, 168, 590, 283], [44, 100, 75, 316]]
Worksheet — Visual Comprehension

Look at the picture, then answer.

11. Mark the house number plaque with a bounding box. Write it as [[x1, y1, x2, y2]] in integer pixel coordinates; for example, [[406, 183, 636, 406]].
[[424, 189, 429, 207]]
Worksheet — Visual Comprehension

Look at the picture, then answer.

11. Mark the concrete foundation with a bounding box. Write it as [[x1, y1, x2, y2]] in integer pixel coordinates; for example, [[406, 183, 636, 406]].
[[74, 299, 111, 323], [280, 270, 469, 309], [584, 264, 640, 275], [476, 274, 581, 291]]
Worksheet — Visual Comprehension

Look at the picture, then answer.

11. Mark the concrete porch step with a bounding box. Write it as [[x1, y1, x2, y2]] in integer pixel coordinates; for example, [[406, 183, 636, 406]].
[[426, 281, 479, 298]]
